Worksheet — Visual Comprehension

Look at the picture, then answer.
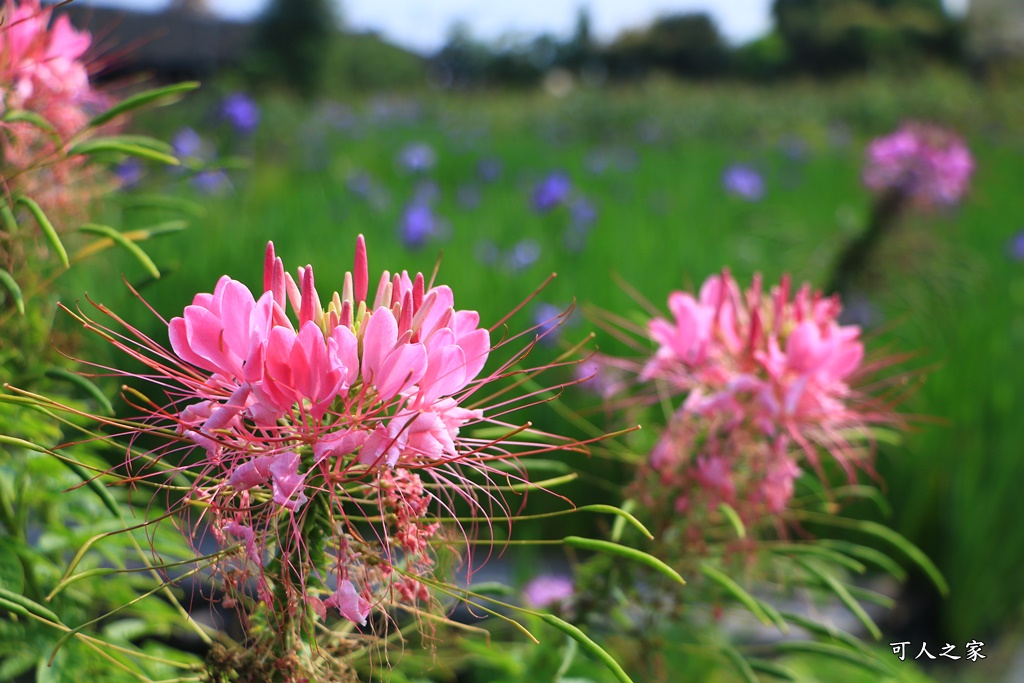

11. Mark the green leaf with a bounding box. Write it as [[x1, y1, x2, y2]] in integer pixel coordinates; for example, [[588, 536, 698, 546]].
[[718, 502, 746, 539], [794, 558, 882, 641], [720, 645, 759, 683], [1, 203, 17, 234], [773, 641, 893, 676], [564, 536, 685, 585], [91, 134, 174, 154], [14, 196, 67, 268], [116, 193, 207, 217], [699, 562, 774, 628], [0, 539, 25, 593], [770, 543, 867, 575], [2, 109, 59, 137], [0, 267, 25, 314], [790, 511, 948, 596], [816, 540, 907, 582], [540, 614, 633, 683], [88, 81, 200, 128], [747, 658, 797, 681], [43, 367, 114, 415], [778, 611, 873, 656], [67, 139, 179, 166], [78, 223, 161, 279]]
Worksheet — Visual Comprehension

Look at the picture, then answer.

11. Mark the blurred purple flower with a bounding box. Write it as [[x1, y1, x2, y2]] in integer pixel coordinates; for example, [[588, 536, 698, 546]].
[[1008, 229, 1024, 261], [476, 157, 503, 183], [191, 169, 231, 195], [779, 135, 810, 162], [397, 142, 436, 173], [531, 172, 572, 213], [505, 239, 541, 272], [838, 293, 882, 329], [574, 358, 626, 398], [523, 575, 573, 609], [221, 92, 260, 135], [114, 158, 143, 189], [532, 303, 564, 345], [399, 202, 436, 250], [570, 198, 597, 229], [722, 164, 765, 202], [171, 127, 204, 161]]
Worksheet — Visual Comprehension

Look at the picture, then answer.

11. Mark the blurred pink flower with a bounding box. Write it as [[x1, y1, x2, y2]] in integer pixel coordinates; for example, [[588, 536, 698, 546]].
[[863, 122, 973, 208], [523, 574, 574, 609], [635, 270, 890, 524]]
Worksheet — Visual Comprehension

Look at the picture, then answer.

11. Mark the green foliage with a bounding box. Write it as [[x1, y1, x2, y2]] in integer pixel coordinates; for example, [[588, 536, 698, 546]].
[[772, 0, 963, 74], [252, 0, 339, 98]]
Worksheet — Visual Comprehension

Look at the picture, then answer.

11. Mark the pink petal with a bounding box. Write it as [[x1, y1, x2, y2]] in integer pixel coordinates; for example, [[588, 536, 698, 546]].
[[361, 308, 398, 386], [324, 580, 371, 626]]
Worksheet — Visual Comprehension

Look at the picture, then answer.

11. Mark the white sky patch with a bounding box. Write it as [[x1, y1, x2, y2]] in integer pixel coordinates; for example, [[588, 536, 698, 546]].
[[75, 0, 971, 54]]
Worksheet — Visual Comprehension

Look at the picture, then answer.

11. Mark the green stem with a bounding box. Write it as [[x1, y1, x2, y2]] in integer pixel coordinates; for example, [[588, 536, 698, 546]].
[[826, 188, 907, 298]]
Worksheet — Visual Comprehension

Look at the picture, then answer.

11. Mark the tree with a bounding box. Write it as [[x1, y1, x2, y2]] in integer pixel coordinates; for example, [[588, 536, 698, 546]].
[[772, 0, 961, 74], [253, 0, 339, 97], [606, 13, 728, 79]]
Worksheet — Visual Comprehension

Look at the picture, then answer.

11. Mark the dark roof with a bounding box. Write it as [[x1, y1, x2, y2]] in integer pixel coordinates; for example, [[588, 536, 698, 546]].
[[49, 5, 254, 79]]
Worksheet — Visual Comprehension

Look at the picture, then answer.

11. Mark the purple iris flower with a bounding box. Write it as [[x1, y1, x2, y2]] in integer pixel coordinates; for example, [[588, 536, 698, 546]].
[[506, 239, 541, 272], [397, 142, 437, 173], [532, 303, 565, 344], [570, 198, 597, 229], [476, 157, 503, 183], [191, 169, 232, 195], [722, 164, 765, 202], [171, 127, 204, 161], [1008, 229, 1024, 261], [221, 93, 261, 135], [399, 202, 436, 250], [531, 172, 572, 213], [114, 158, 143, 189]]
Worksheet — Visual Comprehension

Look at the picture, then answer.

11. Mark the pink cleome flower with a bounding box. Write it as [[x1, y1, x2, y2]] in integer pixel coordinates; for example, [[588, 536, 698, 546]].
[[637, 270, 889, 525], [68, 235, 572, 630], [0, 0, 113, 220], [862, 122, 974, 209]]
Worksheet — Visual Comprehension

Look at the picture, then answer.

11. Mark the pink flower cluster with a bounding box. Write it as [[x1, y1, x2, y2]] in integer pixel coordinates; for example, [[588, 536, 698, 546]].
[[0, 0, 98, 135], [112, 236, 500, 626], [863, 122, 974, 208], [638, 271, 876, 525], [0, 1, 111, 220]]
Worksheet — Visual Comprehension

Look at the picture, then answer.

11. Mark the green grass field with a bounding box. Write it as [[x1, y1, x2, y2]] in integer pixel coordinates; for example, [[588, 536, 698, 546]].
[[61, 71, 1024, 679]]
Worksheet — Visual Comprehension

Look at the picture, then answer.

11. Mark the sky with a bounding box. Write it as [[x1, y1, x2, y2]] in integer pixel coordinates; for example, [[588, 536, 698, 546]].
[[77, 0, 972, 54]]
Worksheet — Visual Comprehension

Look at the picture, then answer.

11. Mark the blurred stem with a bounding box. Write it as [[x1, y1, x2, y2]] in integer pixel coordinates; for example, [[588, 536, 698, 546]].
[[825, 188, 907, 298]]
